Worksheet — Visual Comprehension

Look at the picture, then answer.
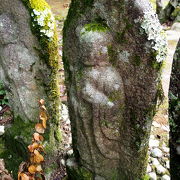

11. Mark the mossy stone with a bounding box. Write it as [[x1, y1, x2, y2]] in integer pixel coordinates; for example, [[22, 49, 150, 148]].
[[1, 0, 61, 178], [67, 166, 93, 180]]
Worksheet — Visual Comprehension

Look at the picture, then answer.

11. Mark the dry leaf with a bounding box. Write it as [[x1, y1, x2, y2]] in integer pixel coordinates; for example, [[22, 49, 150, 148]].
[[28, 145, 33, 153], [18, 99, 47, 179], [40, 105, 47, 111], [39, 111, 47, 121], [18, 173, 30, 180], [36, 165, 42, 172], [41, 118, 46, 129], [36, 144, 44, 152], [35, 123, 45, 134], [33, 133, 44, 142], [39, 99, 45, 105], [33, 150, 44, 163], [28, 165, 36, 174], [28, 142, 39, 152], [28, 143, 44, 152], [39, 111, 47, 129]]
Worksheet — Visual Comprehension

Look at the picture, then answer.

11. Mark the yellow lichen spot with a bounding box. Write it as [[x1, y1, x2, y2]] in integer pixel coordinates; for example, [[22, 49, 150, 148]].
[[29, 0, 50, 11]]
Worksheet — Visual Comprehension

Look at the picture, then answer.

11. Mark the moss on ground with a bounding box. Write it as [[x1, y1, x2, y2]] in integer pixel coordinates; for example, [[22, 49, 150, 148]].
[[0, 116, 35, 178], [67, 166, 93, 180], [133, 55, 141, 66], [0, 138, 23, 179]]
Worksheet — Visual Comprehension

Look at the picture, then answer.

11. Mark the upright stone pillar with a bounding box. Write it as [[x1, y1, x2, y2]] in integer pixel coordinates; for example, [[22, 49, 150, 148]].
[[63, 0, 167, 179], [0, 0, 61, 178], [169, 40, 180, 179]]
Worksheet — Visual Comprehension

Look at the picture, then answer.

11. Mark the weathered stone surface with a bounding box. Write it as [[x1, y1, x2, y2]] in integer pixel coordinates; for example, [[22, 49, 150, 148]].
[[63, 0, 166, 179], [0, 2, 46, 121], [0, 0, 61, 178], [169, 39, 180, 179]]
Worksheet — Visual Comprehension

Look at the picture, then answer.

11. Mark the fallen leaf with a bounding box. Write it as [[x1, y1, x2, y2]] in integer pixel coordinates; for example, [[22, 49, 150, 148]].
[[18, 99, 47, 179], [35, 123, 45, 134], [28, 142, 39, 152], [33, 150, 44, 163], [18, 173, 30, 180], [33, 133, 44, 142], [40, 105, 46, 111], [39, 111, 47, 120], [41, 118, 46, 129], [28, 165, 36, 174], [39, 99, 45, 105], [37, 144, 44, 152], [39, 111, 47, 129], [36, 165, 42, 172]]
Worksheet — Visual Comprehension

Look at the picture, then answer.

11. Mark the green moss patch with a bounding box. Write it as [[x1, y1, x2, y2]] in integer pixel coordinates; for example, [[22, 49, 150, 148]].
[[67, 166, 93, 180], [21, 0, 61, 148], [83, 22, 108, 33], [0, 138, 23, 179], [0, 116, 34, 178], [132, 55, 141, 66]]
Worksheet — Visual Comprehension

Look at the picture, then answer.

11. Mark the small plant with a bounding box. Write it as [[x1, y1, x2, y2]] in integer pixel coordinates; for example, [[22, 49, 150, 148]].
[[18, 99, 48, 180], [0, 81, 9, 106]]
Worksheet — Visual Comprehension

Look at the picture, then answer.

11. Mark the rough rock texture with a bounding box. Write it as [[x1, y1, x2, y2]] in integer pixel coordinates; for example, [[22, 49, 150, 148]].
[[169, 39, 180, 179], [63, 0, 166, 179], [0, 3, 46, 121], [0, 0, 61, 178]]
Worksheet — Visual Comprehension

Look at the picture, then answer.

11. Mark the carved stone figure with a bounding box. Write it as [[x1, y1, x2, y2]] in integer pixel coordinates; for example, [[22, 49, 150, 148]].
[[63, 0, 167, 179]]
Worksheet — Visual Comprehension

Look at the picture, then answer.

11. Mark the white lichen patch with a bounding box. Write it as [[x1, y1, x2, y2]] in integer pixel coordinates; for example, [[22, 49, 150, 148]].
[[141, 9, 167, 62], [118, 50, 130, 62], [31, 8, 55, 39]]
